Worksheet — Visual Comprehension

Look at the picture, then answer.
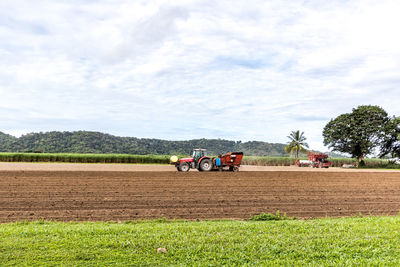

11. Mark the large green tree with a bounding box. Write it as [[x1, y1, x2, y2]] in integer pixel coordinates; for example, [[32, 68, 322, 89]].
[[379, 117, 400, 158], [323, 105, 390, 161], [285, 130, 309, 158]]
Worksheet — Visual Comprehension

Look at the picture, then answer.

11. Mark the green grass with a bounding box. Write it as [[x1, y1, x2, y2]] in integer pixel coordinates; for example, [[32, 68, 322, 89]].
[[250, 210, 294, 221], [1, 217, 400, 266]]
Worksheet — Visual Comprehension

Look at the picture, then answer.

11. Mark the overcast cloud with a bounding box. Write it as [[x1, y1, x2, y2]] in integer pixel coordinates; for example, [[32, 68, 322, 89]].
[[1, 0, 400, 150]]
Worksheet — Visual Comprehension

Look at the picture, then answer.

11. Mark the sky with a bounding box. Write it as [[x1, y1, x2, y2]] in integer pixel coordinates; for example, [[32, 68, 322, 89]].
[[1, 0, 400, 151]]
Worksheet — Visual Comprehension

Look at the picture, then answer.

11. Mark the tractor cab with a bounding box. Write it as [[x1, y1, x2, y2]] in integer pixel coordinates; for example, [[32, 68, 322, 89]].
[[192, 149, 207, 163]]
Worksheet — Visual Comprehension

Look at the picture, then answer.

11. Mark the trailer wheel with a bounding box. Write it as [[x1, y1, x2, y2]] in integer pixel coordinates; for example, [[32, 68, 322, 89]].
[[179, 162, 190, 172], [228, 166, 239, 172], [199, 159, 213, 172]]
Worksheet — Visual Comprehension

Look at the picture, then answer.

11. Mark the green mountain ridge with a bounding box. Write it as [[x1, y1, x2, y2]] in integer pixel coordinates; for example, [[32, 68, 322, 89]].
[[0, 131, 288, 156]]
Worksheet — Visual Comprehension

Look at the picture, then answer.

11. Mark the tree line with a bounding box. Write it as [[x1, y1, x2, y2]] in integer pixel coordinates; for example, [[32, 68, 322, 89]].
[[0, 131, 288, 156]]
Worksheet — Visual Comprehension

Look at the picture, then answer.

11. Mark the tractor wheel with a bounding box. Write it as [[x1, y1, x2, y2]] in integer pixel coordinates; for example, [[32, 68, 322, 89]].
[[199, 159, 213, 172], [179, 162, 190, 172], [229, 166, 239, 172], [176, 167, 181, 172]]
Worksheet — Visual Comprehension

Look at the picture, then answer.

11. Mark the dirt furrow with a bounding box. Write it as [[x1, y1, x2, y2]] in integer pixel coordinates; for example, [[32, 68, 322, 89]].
[[0, 170, 399, 222]]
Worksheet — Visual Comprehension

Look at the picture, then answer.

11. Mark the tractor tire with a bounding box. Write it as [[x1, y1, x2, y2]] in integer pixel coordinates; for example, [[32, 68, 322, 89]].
[[179, 162, 190, 172], [199, 159, 213, 172], [229, 166, 239, 172], [176, 167, 181, 172]]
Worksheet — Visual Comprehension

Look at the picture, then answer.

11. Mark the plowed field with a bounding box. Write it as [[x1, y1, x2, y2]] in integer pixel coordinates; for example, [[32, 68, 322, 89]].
[[1, 170, 400, 222]]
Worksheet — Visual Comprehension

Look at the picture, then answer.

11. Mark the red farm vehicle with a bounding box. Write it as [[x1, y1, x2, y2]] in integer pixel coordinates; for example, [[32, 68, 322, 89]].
[[308, 152, 332, 168], [170, 149, 243, 172], [295, 152, 332, 168]]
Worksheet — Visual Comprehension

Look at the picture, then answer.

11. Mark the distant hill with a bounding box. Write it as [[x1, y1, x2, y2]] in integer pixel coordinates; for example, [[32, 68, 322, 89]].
[[0, 131, 288, 156], [0, 132, 17, 148]]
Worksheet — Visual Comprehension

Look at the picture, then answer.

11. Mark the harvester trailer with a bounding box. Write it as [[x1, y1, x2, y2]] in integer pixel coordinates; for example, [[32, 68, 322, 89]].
[[170, 149, 244, 172], [295, 152, 332, 168]]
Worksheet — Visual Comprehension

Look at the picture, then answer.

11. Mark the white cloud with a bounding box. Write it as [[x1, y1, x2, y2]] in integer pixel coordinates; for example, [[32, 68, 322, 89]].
[[0, 0, 400, 151]]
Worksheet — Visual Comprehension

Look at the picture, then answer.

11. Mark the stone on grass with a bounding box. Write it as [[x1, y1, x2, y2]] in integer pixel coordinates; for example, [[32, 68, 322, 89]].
[[157, 248, 167, 254]]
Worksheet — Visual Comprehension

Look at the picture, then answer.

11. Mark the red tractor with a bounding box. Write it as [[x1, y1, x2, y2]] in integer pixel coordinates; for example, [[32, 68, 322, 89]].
[[176, 149, 212, 172], [171, 149, 243, 172]]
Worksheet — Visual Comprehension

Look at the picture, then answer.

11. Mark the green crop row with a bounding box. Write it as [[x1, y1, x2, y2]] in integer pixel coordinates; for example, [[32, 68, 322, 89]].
[[242, 156, 359, 167], [242, 156, 393, 168], [0, 153, 395, 168], [242, 156, 297, 166], [0, 153, 170, 164]]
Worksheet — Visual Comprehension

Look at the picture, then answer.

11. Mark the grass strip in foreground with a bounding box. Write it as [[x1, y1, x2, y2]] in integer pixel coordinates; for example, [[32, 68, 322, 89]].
[[1, 216, 400, 266]]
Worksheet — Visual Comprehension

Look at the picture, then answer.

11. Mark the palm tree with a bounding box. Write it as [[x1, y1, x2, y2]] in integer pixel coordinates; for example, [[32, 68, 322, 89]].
[[285, 130, 309, 158]]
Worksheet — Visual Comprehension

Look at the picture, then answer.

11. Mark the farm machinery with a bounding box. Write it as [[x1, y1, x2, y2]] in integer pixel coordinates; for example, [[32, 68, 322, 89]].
[[170, 149, 244, 172], [295, 152, 332, 168]]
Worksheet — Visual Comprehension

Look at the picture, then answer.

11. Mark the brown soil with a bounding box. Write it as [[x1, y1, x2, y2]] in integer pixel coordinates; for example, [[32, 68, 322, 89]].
[[0, 162, 398, 172], [1, 170, 400, 222]]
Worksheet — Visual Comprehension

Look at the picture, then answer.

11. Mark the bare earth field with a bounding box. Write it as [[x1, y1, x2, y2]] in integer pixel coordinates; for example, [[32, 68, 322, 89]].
[[0, 164, 399, 222], [0, 162, 399, 172]]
